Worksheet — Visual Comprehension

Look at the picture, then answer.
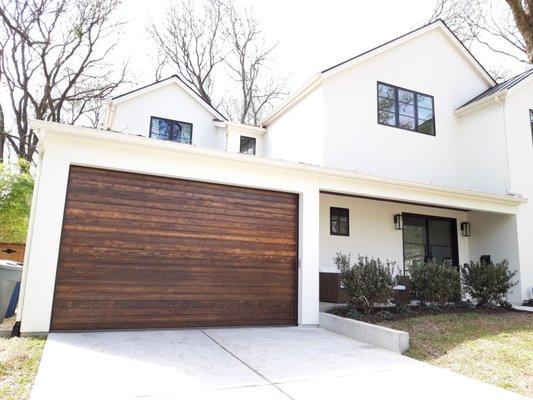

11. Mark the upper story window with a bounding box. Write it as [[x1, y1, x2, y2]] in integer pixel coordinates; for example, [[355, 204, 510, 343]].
[[240, 136, 256, 155], [150, 116, 193, 144], [330, 207, 349, 236], [377, 82, 435, 136]]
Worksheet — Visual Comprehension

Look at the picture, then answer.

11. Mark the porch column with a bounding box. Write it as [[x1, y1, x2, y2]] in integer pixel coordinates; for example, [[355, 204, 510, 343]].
[[299, 184, 320, 325]]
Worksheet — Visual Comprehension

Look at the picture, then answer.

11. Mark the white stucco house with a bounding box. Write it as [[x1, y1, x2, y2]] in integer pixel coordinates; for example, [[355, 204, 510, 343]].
[[17, 20, 533, 335]]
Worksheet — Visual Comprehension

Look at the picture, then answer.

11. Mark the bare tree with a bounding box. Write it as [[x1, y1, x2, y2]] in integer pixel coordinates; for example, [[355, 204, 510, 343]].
[[223, 3, 287, 125], [149, 0, 226, 106], [0, 103, 5, 163], [429, 0, 532, 77], [0, 0, 128, 163]]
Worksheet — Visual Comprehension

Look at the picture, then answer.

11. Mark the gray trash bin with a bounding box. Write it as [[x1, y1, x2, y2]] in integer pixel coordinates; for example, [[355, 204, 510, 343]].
[[0, 260, 23, 324]]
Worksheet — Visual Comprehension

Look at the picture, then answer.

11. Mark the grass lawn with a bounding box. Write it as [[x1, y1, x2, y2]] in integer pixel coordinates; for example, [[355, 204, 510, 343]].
[[379, 311, 533, 397], [0, 337, 46, 400]]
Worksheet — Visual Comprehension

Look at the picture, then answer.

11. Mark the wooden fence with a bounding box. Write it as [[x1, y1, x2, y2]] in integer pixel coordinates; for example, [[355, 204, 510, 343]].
[[0, 243, 25, 263]]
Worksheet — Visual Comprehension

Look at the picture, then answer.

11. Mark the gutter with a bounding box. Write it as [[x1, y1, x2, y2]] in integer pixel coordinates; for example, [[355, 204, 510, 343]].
[[494, 95, 513, 193], [29, 120, 526, 207]]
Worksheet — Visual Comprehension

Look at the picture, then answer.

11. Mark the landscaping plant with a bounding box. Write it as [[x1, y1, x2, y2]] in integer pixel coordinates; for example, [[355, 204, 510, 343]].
[[333, 253, 396, 314], [461, 259, 517, 307], [409, 260, 461, 307]]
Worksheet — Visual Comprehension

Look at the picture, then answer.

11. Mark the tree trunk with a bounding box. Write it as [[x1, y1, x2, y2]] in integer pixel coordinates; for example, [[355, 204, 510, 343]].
[[505, 0, 533, 63]]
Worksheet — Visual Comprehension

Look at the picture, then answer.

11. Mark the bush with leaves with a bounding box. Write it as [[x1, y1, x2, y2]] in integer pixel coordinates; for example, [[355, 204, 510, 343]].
[[410, 260, 461, 306], [0, 159, 34, 243], [461, 260, 516, 307], [333, 253, 396, 314]]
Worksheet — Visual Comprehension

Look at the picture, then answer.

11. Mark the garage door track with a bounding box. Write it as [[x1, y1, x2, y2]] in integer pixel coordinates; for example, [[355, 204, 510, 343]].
[[31, 326, 527, 399]]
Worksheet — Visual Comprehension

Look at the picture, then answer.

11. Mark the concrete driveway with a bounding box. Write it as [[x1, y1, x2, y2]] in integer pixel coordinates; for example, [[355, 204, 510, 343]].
[[31, 326, 526, 400]]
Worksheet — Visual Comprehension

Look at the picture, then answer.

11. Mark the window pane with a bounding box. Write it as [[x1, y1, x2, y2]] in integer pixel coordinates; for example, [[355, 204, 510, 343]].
[[398, 90, 414, 106], [378, 84, 395, 100], [151, 118, 170, 140], [418, 119, 434, 135], [417, 106, 433, 121], [417, 94, 432, 109], [378, 111, 396, 126], [240, 136, 256, 155], [399, 115, 415, 130], [378, 96, 395, 113], [404, 243, 426, 270], [331, 216, 339, 234], [398, 101, 415, 117], [430, 245, 453, 264], [428, 220, 452, 246], [339, 220, 349, 235]]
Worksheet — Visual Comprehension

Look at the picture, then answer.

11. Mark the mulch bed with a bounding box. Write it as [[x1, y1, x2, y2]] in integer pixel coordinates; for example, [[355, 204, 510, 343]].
[[328, 304, 525, 324]]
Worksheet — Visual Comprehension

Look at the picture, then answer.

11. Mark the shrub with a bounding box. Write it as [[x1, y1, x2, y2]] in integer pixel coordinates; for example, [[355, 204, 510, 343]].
[[461, 259, 517, 306], [333, 253, 396, 314], [410, 260, 460, 306]]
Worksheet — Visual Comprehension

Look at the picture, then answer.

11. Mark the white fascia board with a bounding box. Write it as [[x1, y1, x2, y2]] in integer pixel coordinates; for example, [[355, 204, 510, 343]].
[[214, 121, 267, 135], [111, 77, 227, 121], [29, 120, 526, 211], [454, 92, 507, 116]]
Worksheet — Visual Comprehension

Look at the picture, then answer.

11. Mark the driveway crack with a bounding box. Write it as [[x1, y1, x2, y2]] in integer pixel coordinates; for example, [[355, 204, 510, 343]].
[[201, 330, 294, 399]]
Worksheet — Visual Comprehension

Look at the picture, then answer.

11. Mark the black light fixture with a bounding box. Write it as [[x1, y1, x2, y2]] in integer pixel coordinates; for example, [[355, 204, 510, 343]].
[[460, 222, 471, 237], [394, 214, 403, 230]]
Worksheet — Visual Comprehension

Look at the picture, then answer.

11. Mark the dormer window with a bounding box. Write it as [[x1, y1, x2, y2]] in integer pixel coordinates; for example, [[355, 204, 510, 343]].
[[377, 82, 435, 136], [240, 136, 256, 155], [150, 116, 193, 144]]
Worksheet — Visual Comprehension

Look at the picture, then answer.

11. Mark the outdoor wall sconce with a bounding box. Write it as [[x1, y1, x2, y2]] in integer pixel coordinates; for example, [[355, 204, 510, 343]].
[[394, 214, 403, 230], [460, 222, 471, 237]]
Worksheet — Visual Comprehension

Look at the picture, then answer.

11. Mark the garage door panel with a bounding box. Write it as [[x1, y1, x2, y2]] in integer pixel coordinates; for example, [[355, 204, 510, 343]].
[[51, 166, 298, 331], [65, 190, 297, 223], [63, 215, 296, 240], [68, 168, 296, 204]]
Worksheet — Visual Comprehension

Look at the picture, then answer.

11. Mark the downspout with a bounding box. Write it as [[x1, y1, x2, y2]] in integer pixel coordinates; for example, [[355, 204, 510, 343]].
[[494, 95, 513, 193], [13, 132, 46, 336]]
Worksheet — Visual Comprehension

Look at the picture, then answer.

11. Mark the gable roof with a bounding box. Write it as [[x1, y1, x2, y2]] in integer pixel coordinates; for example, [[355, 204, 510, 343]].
[[457, 68, 533, 111], [261, 20, 495, 126], [111, 75, 228, 121]]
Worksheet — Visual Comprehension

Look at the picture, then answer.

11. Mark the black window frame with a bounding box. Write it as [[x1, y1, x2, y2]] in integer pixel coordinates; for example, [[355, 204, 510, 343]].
[[330, 207, 349, 236], [376, 81, 436, 136], [239, 136, 257, 155], [149, 116, 193, 144]]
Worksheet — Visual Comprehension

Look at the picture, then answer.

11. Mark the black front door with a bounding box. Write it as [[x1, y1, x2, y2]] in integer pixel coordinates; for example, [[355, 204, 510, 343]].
[[402, 213, 459, 273]]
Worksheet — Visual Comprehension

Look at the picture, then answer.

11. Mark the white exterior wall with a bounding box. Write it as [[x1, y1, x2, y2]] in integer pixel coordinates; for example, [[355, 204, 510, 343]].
[[319, 194, 470, 273], [321, 29, 489, 188], [505, 79, 533, 301], [467, 212, 522, 303], [112, 83, 224, 150], [226, 128, 265, 156], [457, 103, 509, 193], [264, 86, 324, 165]]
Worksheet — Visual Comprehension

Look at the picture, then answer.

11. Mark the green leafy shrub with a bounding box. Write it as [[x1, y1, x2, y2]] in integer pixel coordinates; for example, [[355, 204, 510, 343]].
[[410, 260, 460, 306], [0, 159, 34, 243], [461, 260, 516, 306], [333, 253, 396, 314]]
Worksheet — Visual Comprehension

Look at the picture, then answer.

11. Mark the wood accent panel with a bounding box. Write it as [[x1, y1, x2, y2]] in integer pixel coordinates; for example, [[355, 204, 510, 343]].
[[0, 243, 25, 263], [50, 166, 298, 331], [319, 272, 346, 303]]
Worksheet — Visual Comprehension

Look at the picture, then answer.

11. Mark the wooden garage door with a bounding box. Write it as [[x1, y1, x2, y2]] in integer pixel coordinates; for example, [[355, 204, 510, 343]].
[[50, 166, 298, 331]]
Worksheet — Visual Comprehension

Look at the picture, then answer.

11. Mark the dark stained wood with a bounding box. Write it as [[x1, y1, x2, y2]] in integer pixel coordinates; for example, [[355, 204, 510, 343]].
[[319, 272, 346, 303], [50, 166, 298, 331]]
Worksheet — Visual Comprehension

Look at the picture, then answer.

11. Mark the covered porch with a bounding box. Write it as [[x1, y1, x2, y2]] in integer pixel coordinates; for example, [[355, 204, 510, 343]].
[[317, 191, 524, 305]]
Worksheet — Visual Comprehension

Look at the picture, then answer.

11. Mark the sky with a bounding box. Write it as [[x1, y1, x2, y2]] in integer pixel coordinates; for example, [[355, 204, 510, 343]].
[[114, 0, 443, 93]]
